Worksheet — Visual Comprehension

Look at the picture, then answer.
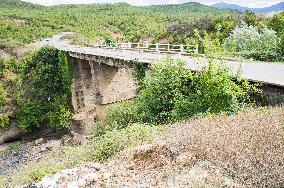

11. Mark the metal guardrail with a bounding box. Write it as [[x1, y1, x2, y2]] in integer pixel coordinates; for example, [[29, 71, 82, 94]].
[[94, 42, 198, 54]]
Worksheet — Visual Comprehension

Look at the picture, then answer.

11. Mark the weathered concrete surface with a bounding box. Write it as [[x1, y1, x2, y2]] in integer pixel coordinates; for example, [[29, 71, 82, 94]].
[[92, 63, 137, 105], [261, 85, 284, 106], [70, 57, 138, 134]]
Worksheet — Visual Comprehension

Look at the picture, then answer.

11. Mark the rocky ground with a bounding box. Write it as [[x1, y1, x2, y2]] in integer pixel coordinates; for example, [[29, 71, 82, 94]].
[[21, 144, 238, 188], [0, 131, 87, 177], [0, 139, 61, 176]]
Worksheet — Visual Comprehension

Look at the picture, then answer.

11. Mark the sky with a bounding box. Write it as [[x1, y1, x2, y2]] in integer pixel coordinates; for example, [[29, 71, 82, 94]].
[[22, 0, 284, 8]]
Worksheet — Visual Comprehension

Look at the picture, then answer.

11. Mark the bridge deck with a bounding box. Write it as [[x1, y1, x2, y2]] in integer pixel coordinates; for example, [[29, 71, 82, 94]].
[[40, 35, 284, 87]]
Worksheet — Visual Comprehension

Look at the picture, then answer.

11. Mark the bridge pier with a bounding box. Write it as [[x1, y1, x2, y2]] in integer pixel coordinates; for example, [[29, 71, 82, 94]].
[[69, 55, 138, 134]]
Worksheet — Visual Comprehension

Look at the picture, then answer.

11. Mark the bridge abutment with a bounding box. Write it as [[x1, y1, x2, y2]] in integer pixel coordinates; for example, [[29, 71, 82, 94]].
[[69, 55, 138, 134]]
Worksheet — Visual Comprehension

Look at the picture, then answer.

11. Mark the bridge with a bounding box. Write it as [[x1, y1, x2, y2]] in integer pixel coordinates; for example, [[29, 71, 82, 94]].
[[38, 34, 284, 134], [40, 34, 284, 87]]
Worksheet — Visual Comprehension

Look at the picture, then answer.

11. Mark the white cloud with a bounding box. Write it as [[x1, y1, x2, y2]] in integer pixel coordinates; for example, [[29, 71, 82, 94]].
[[22, 0, 284, 8]]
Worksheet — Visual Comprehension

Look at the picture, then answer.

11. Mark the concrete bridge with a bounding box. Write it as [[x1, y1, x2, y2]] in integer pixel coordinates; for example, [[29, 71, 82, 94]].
[[39, 34, 284, 134]]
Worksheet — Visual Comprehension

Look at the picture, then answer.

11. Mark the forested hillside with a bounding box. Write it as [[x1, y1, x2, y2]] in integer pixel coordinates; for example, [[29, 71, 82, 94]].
[[1, 0, 283, 62], [0, 0, 239, 48]]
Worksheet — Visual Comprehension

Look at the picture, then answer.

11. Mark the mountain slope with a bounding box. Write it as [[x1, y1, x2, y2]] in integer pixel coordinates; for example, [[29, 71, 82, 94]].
[[212, 2, 248, 12], [0, 1, 240, 50], [254, 2, 284, 13], [212, 2, 284, 13], [0, 0, 40, 8]]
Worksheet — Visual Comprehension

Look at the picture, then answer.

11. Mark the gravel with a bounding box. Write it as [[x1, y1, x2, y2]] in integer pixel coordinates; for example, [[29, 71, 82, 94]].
[[0, 140, 61, 176]]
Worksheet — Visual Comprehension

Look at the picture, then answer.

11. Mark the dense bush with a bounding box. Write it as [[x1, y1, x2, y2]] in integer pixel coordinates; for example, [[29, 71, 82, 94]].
[[201, 31, 223, 57], [137, 58, 193, 124], [268, 12, 284, 35], [138, 57, 258, 124], [93, 123, 161, 162], [0, 58, 20, 107], [224, 24, 281, 61], [104, 57, 259, 126], [103, 101, 140, 131], [172, 64, 258, 120], [16, 46, 73, 131]]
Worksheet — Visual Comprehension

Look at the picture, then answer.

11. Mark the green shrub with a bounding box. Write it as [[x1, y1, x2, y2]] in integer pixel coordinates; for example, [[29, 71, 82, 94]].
[[48, 96, 72, 130], [136, 57, 259, 124], [0, 115, 10, 130], [134, 63, 147, 88], [105, 100, 140, 131], [202, 31, 223, 57], [269, 12, 284, 60], [16, 46, 73, 132], [172, 63, 259, 120], [137, 57, 193, 124], [268, 12, 284, 35], [93, 123, 161, 162]]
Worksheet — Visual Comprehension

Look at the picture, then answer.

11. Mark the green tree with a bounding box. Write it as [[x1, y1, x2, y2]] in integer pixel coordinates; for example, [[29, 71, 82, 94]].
[[268, 12, 284, 58], [244, 11, 257, 26], [224, 24, 281, 61]]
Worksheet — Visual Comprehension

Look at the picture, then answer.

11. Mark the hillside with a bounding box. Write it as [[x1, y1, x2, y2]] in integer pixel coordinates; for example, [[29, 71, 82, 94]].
[[0, 0, 40, 8], [212, 2, 284, 13], [0, 0, 239, 50]]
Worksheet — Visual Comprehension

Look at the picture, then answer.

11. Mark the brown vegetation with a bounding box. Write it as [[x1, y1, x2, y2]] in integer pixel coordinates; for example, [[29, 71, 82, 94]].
[[161, 106, 284, 187]]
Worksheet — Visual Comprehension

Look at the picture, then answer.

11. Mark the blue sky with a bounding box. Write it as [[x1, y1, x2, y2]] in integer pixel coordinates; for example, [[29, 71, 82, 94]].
[[23, 0, 283, 8]]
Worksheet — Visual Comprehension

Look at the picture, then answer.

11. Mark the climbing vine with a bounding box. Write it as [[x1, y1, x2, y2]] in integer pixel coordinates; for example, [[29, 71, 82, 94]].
[[16, 46, 74, 132]]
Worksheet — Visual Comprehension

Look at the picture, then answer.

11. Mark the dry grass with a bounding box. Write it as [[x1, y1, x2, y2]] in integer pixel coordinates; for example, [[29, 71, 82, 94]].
[[160, 106, 284, 187]]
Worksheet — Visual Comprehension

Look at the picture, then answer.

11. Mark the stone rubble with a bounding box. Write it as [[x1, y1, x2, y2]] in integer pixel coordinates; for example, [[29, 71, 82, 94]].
[[0, 132, 87, 176], [18, 144, 239, 188]]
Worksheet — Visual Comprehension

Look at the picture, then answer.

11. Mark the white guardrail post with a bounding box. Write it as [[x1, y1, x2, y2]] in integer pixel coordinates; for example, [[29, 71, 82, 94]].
[[180, 44, 184, 54]]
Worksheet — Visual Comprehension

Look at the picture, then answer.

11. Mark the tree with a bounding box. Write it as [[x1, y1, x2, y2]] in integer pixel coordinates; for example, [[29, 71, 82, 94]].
[[244, 11, 257, 26], [224, 24, 281, 61]]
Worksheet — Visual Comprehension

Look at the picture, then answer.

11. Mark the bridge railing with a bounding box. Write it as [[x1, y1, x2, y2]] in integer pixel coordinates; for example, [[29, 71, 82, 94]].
[[94, 42, 198, 54]]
